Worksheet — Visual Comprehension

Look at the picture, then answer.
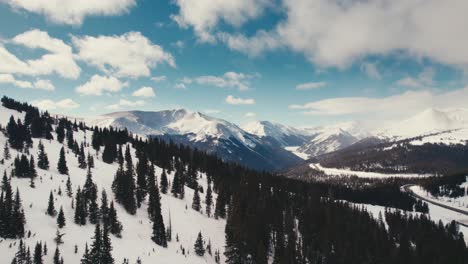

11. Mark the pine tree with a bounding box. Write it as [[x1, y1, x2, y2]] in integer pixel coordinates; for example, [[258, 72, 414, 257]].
[[194, 231, 205, 256], [206, 239, 212, 256], [101, 224, 114, 264], [108, 202, 122, 238], [66, 177, 73, 197], [78, 143, 87, 169], [3, 141, 10, 160], [29, 155, 37, 178], [89, 224, 102, 263], [57, 147, 68, 175], [53, 247, 61, 264], [171, 170, 180, 198], [112, 145, 137, 215], [205, 183, 213, 217], [74, 187, 87, 226], [34, 242, 43, 264], [87, 152, 94, 169], [135, 153, 148, 208], [192, 188, 201, 212], [57, 207, 66, 228], [37, 141, 49, 170], [12, 189, 25, 238], [81, 243, 92, 264], [83, 168, 99, 224], [160, 169, 168, 194], [100, 190, 109, 225], [56, 120, 65, 144], [47, 191, 56, 216]]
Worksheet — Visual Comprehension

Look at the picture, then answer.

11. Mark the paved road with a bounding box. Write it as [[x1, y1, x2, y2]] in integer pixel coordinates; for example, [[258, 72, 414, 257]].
[[403, 184, 468, 227]]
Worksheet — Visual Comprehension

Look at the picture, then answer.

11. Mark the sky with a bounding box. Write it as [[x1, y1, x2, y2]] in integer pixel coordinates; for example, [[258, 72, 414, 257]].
[[0, 0, 468, 128]]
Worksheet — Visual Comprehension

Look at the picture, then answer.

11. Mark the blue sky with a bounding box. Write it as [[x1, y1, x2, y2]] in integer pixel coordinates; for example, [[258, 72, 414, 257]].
[[0, 0, 467, 128]]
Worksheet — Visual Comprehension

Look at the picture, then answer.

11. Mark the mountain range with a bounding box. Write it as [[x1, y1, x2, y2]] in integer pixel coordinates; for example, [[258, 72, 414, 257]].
[[85, 107, 468, 172]]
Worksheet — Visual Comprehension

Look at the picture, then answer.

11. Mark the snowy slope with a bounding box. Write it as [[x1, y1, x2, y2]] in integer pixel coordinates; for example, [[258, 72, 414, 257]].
[[241, 120, 310, 146], [0, 106, 226, 264], [376, 108, 468, 141]]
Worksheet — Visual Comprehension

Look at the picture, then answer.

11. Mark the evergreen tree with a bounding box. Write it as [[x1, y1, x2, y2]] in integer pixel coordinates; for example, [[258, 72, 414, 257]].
[[214, 193, 226, 219], [205, 183, 213, 217], [87, 152, 94, 169], [37, 141, 49, 170], [57, 207, 66, 228], [47, 191, 56, 216], [3, 141, 10, 160], [78, 143, 87, 169], [108, 202, 122, 238], [29, 155, 37, 178], [56, 120, 65, 144], [80, 244, 92, 264], [83, 168, 99, 224], [74, 187, 87, 226], [192, 188, 201, 212], [87, 223, 114, 264], [53, 247, 61, 264], [112, 145, 137, 215], [135, 152, 148, 208], [160, 169, 168, 194], [101, 224, 114, 264], [194, 231, 205, 256], [100, 190, 109, 225], [33, 242, 42, 264], [12, 189, 25, 238], [57, 147, 68, 175], [66, 177, 73, 197]]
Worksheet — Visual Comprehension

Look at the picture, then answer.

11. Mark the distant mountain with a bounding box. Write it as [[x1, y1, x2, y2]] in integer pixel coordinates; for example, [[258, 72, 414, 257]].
[[89, 110, 302, 171], [241, 120, 310, 146]]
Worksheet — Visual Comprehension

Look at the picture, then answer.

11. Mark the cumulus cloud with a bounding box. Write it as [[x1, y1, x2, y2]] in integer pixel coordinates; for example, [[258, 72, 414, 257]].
[[32, 98, 80, 110], [106, 99, 145, 110], [132, 86, 155, 97], [245, 112, 256, 117], [75, 75, 128, 96], [0, 29, 80, 79], [174, 83, 186, 89], [296, 81, 326, 90], [151, 75, 167, 82], [0, 74, 55, 90], [175, 0, 468, 69], [171, 0, 270, 43], [72, 32, 175, 78], [289, 85, 468, 120], [3, 0, 136, 25], [225, 95, 255, 105], [182, 71, 255, 91]]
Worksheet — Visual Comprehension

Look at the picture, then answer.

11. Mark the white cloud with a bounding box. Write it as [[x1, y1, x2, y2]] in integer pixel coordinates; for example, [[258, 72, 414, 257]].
[[296, 81, 326, 90], [73, 32, 175, 78], [178, 0, 468, 69], [225, 95, 255, 105], [132, 86, 155, 97], [0, 29, 80, 79], [75, 75, 128, 96], [289, 85, 468, 120], [182, 71, 255, 91], [0, 74, 32, 88], [32, 98, 80, 110], [245, 112, 256, 117], [361, 62, 381, 80], [3, 0, 136, 25], [106, 99, 145, 110], [33, 79, 55, 91], [151, 75, 167, 82], [171, 0, 270, 43], [174, 83, 187, 89], [0, 74, 55, 91], [396, 67, 435, 88]]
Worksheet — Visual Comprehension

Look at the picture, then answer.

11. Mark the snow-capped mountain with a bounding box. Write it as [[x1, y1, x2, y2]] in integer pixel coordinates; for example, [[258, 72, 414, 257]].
[[89, 110, 301, 171], [241, 120, 310, 147], [296, 121, 370, 158], [375, 108, 468, 144]]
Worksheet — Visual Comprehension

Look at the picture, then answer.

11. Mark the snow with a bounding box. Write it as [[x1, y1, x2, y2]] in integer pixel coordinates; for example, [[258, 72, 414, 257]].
[[0, 109, 226, 263], [284, 146, 309, 160], [310, 163, 432, 178], [410, 185, 468, 213], [88, 109, 257, 148]]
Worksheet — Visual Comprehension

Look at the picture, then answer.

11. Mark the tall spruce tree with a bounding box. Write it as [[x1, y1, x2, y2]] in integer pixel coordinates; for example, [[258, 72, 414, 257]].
[[107, 201, 122, 238], [3, 141, 10, 160], [57, 207, 66, 228], [205, 183, 213, 217], [194, 231, 205, 256], [34, 242, 43, 264], [192, 188, 201, 212], [149, 163, 167, 247], [53, 247, 61, 264], [57, 147, 68, 175], [47, 191, 56, 216], [160, 169, 168, 194], [66, 176, 73, 197], [37, 140, 49, 170], [135, 152, 148, 208], [112, 145, 137, 215]]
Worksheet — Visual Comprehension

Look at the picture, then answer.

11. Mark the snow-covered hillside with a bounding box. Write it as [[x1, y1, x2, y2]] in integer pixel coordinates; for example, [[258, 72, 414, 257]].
[[241, 120, 309, 146], [0, 106, 226, 263]]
